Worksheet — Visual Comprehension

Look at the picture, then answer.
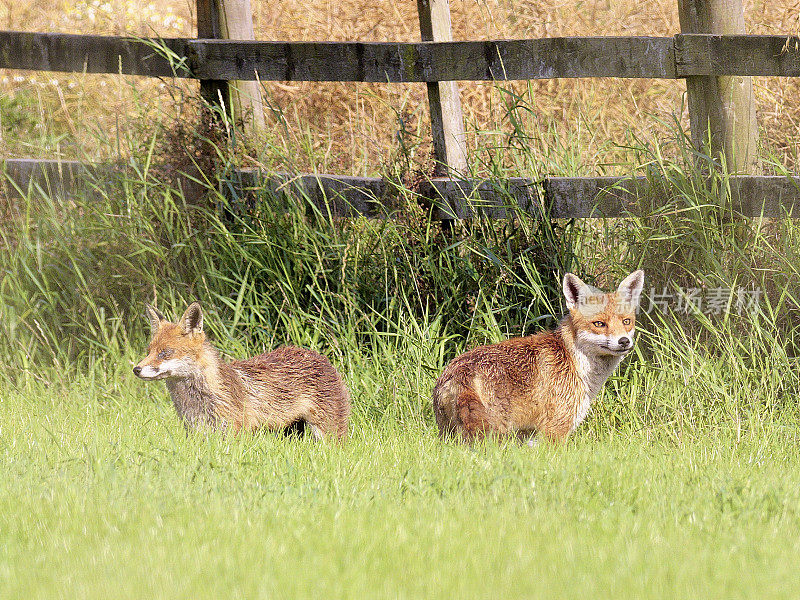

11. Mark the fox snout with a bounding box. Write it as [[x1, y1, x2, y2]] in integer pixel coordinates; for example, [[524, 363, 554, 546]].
[[601, 333, 635, 354], [577, 330, 636, 356], [133, 361, 169, 380], [611, 335, 633, 353]]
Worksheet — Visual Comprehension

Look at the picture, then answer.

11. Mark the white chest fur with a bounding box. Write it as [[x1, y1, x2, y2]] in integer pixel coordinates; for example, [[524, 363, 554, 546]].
[[570, 347, 622, 431]]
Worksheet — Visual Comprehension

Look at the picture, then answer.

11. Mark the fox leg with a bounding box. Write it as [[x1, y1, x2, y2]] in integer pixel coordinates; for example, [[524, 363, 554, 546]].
[[516, 430, 539, 447], [455, 388, 492, 443], [307, 422, 325, 441], [435, 412, 458, 439], [305, 410, 347, 442], [433, 394, 458, 439]]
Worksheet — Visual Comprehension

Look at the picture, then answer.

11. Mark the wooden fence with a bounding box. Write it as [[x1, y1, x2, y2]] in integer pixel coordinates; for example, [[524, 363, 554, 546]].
[[5, 32, 800, 81], [2, 0, 800, 219]]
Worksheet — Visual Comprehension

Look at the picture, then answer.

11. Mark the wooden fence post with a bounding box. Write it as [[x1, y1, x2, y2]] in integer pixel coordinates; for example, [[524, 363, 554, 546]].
[[678, 0, 759, 173], [197, 0, 265, 138], [216, 0, 266, 138], [416, 0, 468, 176], [196, 0, 228, 112]]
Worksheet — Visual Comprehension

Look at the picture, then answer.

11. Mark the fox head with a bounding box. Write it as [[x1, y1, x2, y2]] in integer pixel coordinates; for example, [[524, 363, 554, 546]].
[[562, 270, 645, 357], [133, 302, 207, 381]]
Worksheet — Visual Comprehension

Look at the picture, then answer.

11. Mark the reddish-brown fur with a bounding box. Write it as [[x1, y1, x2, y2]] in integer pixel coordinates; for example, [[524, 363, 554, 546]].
[[134, 303, 350, 440], [433, 271, 644, 443]]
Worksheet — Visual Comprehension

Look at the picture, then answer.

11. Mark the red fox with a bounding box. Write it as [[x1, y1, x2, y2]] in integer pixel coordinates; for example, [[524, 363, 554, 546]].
[[432, 270, 644, 443], [133, 302, 350, 440]]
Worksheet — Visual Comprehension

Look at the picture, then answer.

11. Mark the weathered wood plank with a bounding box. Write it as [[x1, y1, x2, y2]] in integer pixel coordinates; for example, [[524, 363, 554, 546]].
[[0, 31, 675, 81], [544, 175, 800, 217], [188, 37, 677, 81], [416, 0, 468, 175], [5, 160, 800, 218], [216, 0, 266, 135], [676, 34, 800, 77], [1, 158, 111, 196], [261, 173, 393, 218], [676, 0, 759, 175], [5, 31, 800, 82], [419, 178, 541, 219], [544, 177, 644, 218], [729, 176, 800, 217], [0, 31, 187, 77], [196, 0, 228, 109]]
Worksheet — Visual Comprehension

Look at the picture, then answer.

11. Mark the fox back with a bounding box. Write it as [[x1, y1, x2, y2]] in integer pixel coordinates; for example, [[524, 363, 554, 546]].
[[432, 270, 644, 442], [134, 302, 350, 440]]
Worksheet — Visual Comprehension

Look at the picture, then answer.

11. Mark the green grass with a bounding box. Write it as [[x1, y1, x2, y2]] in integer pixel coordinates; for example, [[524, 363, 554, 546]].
[[2, 365, 800, 599]]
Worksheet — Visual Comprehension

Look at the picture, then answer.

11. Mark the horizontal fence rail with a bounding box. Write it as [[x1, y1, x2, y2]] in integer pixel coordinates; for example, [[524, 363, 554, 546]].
[[4, 159, 800, 219], [2, 31, 800, 81]]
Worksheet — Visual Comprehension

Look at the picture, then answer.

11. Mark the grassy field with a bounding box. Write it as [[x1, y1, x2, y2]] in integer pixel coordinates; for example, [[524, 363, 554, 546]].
[[0, 360, 800, 598], [2, 360, 800, 598]]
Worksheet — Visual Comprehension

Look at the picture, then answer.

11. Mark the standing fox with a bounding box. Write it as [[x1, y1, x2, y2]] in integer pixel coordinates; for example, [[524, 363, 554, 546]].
[[433, 270, 644, 443], [134, 302, 350, 440]]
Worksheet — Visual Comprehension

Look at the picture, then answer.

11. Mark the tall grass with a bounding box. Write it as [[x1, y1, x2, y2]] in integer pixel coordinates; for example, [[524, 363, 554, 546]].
[[2, 90, 800, 435]]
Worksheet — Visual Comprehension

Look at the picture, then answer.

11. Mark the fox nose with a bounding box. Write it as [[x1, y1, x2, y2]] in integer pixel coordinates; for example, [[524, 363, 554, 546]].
[[618, 337, 630, 348], [133, 366, 142, 376]]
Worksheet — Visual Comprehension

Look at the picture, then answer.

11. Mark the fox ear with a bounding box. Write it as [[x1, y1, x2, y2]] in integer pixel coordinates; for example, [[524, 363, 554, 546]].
[[617, 270, 645, 309], [563, 273, 589, 310], [144, 304, 165, 335], [179, 302, 204, 335]]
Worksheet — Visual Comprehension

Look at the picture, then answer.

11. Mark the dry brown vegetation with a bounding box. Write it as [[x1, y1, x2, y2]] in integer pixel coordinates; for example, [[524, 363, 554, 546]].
[[1, 0, 799, 174]]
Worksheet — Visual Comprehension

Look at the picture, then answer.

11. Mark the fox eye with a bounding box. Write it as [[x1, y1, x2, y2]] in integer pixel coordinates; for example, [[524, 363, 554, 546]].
[[592, 321, 606, 328], [157, 349, 174, 360], [622, 318, 632, 326]]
